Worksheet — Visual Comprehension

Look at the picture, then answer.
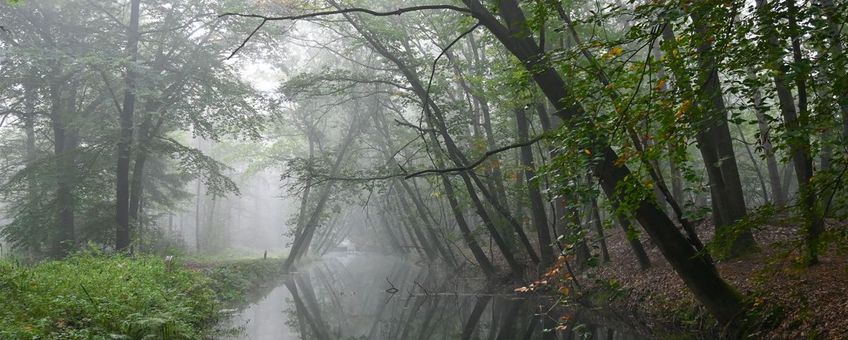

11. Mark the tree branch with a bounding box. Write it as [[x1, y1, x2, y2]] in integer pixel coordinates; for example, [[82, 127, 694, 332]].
[[313, 135, 544, 183], [420, 22, 481, 120], [393, 119, 434, 133], [403, 135, 542, 179], [219, 5, 471, 59], [225, 18, 266, 59]]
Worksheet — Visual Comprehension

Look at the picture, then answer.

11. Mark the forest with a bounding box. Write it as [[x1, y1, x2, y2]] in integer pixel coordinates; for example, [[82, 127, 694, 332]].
[[0, 0, 847, 339]]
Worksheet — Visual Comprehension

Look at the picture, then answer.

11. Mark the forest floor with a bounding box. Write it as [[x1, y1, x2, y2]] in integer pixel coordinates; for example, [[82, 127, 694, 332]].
[[585, 216, 848, 338]]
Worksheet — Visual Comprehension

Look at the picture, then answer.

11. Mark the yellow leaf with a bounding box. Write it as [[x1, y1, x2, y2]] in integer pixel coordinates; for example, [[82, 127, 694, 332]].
[[675, 100, 692, 120], [654, 78, 667, 91], [559, 286, 570, 295], [605, 46, 624, 58]]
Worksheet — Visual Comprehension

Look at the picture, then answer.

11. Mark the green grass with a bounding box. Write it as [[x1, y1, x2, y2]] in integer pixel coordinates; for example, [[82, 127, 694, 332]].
[[189, 256, 286, 306], [0, 253, 284, 339]]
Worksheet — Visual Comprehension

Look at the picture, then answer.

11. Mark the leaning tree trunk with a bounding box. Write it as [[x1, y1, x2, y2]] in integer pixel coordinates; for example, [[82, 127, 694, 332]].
[[556, 7, 706, 258], [334, 8, 539, 268], [283, 111, 362, 270], [371, 103, 470, 267], [463, 0, 746, 326], [374, 92, 496, 274], [399, 180, 457, 266]]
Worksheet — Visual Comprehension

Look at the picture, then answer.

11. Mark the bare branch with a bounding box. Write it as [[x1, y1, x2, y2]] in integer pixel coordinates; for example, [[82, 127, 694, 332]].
[[421, 22, 481, 119], [219, 5, 471, 59], [313, 135, 544, 183], [226, 18, 267, 59], [402, 135, 542, 179], [393, 119, 434, 133], [219, 5, 470, 21]]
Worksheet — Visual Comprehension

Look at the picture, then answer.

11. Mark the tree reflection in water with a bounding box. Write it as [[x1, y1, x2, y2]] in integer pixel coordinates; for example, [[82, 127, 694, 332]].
[[224, 253, 646, 340]]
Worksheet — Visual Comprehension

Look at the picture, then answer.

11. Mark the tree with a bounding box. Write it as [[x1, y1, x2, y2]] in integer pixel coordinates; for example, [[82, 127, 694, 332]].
[[115, 0, 141, 252]]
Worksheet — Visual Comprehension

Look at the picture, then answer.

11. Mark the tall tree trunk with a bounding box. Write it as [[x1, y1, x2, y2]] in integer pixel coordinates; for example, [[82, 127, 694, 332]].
[[736, 124, 770, 204], [441, 175, 497, 276], [532, 25, 650, 268], [49, 80, 76, 258], [668, 144, 686, 204], [206, 194, 217, 249], [194, 177, 202, 253], [514, 107, 555, 265], [611, 202, 652, 270], [565, 197, 591, 269], [128, 153, 146, 221], [815, 0, 848, 138], [757, 0, 823, 264], [750, 69, 786, 206], [788, 0, 824, 263], [589, 184, 610, 263], [23, 78, 41, 254], [116, 0, 141, 252], [423, 94, 540, 265], [781, 163, 795, 197], [466, 35, 509, 207], [660, 21, 756, 256]]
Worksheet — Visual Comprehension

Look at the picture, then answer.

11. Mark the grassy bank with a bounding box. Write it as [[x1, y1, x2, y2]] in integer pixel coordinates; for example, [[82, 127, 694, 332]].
[[185, 256, 286, 306], [0, 254, 285, 339]]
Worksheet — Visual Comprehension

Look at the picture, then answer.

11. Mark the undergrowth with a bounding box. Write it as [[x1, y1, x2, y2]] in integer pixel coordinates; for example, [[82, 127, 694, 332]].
[[0, 253, 285, 339], [196, 257, 286, 306]]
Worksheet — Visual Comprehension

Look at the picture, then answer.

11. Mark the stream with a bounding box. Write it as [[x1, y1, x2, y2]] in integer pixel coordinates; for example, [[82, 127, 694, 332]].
[[219, 252, 647, 339]]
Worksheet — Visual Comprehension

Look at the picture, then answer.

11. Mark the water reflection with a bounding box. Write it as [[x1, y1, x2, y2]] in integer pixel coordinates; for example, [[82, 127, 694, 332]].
[[222, 253, 645, 340]]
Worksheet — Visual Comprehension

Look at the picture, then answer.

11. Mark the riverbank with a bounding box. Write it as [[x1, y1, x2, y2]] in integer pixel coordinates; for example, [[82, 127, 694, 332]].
[[583, 217, 848, 338], [0, 253, 285, 339]]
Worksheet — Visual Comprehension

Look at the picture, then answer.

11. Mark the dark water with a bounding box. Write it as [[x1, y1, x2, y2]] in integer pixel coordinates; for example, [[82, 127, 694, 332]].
[[220, 253, 646, 340]]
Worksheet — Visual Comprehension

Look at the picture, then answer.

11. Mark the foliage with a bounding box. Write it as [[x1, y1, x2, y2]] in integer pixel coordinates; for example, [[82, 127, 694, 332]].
[[0, 253, 217, 339], [0, 0, 272, 255], [198, 257, 285, 306]]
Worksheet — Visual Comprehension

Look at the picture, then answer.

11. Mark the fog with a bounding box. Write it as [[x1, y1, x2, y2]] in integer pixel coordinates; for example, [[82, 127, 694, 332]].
[[1, 0, 847, 338]]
